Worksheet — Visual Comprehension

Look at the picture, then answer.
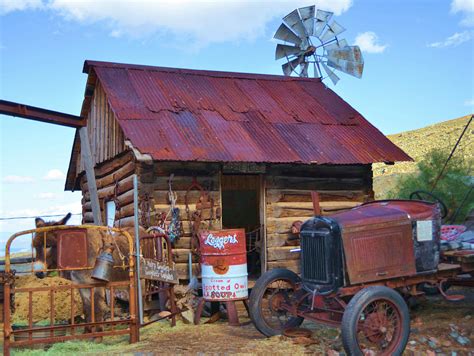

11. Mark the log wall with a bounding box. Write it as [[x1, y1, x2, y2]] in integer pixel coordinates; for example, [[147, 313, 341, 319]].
[[264, 164, 373, 274], [81, 151, 136, 226], [137, 161, 223, 280]]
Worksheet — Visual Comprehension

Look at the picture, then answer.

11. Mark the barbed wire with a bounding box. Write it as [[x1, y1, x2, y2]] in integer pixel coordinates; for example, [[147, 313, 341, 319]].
[[0, 213, 82, 221]]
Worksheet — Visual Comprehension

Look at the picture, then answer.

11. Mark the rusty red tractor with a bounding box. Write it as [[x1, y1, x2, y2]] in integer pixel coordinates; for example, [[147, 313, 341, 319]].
[[249, 193, 474, 355]]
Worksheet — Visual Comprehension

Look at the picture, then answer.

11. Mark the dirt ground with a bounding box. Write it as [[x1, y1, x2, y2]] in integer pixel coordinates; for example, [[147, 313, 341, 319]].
[[1, 287, 473, 355]]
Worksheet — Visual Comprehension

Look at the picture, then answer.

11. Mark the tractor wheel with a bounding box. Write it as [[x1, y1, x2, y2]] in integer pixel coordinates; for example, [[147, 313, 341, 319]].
[[249, 268, 304, 337], [341, 286, 410, 356]]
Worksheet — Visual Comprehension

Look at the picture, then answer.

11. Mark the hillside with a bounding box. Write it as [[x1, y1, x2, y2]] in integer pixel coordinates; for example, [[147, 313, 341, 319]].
[[373, 114, 473, 198]]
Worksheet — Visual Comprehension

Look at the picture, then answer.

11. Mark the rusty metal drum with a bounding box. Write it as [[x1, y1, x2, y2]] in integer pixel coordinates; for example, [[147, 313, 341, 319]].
[[199, 229, 248, 301]]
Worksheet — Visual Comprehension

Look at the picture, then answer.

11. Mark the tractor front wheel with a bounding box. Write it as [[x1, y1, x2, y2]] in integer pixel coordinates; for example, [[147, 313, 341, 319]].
[[341, 286, 410, 356]]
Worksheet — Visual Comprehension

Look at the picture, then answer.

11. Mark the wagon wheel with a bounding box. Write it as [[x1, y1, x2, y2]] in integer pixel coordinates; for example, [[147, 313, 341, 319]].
[[409, 190, 448, 219], [341, 286, 410, 355], [249, 268, 304, 336]]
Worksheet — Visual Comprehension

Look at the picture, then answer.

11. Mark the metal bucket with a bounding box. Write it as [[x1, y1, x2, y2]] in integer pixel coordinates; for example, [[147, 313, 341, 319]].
[[199, 229, 248, 301], [91, 248, 114, 282]]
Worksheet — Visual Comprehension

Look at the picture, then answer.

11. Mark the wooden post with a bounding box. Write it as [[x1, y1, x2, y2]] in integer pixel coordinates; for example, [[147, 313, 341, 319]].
[[259, 174, 267, 273], [79, 127, 103, 225]]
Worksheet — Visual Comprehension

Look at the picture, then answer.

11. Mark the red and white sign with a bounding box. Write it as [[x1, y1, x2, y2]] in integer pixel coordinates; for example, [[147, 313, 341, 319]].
[[199, 229, 248, 301]]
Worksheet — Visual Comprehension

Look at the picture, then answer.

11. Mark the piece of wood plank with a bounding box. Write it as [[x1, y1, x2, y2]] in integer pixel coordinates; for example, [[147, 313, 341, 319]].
[[266, 233, 295, 247], [79, 127, 102, 225]]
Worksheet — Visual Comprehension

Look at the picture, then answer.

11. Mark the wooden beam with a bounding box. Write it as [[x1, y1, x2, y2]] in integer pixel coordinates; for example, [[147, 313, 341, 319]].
[[79, 127, 103, 225], [0, 100, 86, 128]]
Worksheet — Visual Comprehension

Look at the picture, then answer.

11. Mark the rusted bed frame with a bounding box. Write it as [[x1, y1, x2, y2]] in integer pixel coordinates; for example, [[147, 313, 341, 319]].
[[2, 225, 139, 356]]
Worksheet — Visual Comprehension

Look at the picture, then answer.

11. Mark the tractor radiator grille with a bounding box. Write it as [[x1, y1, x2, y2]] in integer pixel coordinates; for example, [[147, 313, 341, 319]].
[[301, 232, 330, 284]]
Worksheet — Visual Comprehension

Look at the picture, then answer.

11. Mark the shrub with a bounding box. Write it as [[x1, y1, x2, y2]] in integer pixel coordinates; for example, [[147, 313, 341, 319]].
[[387, 148, 473, 223]]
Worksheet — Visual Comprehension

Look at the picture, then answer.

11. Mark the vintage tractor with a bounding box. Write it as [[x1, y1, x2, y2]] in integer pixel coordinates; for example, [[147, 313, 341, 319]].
[[249, 193, 474, 355]]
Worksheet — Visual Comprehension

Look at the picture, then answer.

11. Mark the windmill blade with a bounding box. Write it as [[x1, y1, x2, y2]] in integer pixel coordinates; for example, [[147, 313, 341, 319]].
[[275, 44, 303, 60], [283, 9, 307, 39], [274, 23, 302, 46], [322, 62, 340, 85], [327, 58, 364, 78], [298, 5, 315, 37], [327, 46, 363, 64], [320, 20, 346, 43], [282, 55, 305, 76], [300, 62, 309, 77], [323, 38, 348, 51], [314, 10, 333, 37]]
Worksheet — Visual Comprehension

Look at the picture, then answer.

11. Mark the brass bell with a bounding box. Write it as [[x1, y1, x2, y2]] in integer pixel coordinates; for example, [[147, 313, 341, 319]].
[[91, 246, 115, 282]]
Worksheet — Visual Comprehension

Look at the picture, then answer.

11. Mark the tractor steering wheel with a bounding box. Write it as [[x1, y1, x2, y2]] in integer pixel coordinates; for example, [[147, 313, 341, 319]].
[[409, 190, 448, 219]]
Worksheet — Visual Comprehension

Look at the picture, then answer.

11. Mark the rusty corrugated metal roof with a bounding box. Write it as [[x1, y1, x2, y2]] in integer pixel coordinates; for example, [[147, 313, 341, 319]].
[[84, 60, 411, 165]]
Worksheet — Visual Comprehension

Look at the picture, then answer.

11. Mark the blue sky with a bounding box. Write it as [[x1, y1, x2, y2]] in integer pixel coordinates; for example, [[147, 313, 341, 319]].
[[0, 0, 473, 244]]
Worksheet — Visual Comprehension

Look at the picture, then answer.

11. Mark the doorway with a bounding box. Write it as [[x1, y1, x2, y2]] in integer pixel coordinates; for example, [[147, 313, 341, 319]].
[[221, 174, 261, 277]]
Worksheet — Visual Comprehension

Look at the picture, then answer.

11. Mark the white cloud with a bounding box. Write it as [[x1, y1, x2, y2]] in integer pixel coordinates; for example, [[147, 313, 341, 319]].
[[354, 31, 387, 53], [428, 31, 472, 48], [1, 0, 353, 47], [43, 169, 66, 181], [0, 0, 43, 14], [36, 192, 59, 200], [451, 0, 474, 27], [465, 98, 474, 106], [3, 175, 35, 184]]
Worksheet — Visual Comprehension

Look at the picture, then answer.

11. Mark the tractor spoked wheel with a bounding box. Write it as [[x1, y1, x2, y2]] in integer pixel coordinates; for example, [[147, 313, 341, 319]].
[[342, 286, 410, 355], [249, 268, 304, 337]]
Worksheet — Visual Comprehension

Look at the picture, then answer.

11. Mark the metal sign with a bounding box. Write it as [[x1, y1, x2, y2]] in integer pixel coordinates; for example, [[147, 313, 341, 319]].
[[139, 257, 179, 284]]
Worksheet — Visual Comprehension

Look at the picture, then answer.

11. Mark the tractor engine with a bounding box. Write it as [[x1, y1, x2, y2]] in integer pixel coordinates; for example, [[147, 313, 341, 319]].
[[299, 200, 441, 291]]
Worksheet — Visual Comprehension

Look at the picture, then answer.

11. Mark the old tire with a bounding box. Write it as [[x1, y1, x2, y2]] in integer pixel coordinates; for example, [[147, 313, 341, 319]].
[[341, 286, 410, 356], [249, 268, 304, 337]]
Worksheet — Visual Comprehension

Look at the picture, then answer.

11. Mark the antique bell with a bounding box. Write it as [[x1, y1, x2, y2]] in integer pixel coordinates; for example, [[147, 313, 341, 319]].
[[91, 246, 115, 282]]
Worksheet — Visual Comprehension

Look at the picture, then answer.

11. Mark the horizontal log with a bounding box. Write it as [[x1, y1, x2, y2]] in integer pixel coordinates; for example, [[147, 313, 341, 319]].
[[266, 233, 296, 247], [116, 202, 135, 219], [114, 216, 134, 227], [266, 164, 370, 178], [154, 162, 220, 177], [175, 262, 200, 280], [152, 175, 219, 191], [266, 189, 368, 204], [267, 246, 300, 261], [266, 201, 360, 218], [153, 190, 220, 205], [153, 205, 220, 221], [117, 189, 134, 207], [172, 249, 199, 263], [266, 217, 313, 235], [266, 176, 366, 190], [96, 175, 134, 200], [96, 161, 136, 189], [94, 151, 134, 178], [267, 260, 300, 274]]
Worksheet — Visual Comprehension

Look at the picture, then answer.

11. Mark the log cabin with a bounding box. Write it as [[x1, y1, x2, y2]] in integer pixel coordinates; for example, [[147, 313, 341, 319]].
[[64, 60, 411, 280]]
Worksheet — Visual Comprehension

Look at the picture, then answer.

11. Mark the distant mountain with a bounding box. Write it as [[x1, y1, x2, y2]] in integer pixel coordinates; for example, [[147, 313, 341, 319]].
[[373, 114, 473, 198]]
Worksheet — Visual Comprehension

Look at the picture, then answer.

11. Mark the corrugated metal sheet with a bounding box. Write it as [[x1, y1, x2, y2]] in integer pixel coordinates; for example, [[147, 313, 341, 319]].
[[84, 60, 412, 164]]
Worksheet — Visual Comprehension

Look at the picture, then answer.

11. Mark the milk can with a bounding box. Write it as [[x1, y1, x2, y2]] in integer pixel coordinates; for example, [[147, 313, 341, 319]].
[[199, 229, 248, 301]]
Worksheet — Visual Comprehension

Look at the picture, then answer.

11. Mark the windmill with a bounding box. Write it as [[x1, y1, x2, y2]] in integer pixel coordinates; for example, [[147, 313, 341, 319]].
[[274, 5, 364, 85]]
